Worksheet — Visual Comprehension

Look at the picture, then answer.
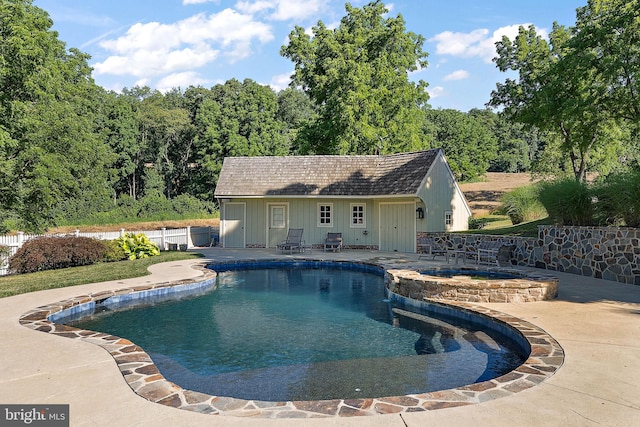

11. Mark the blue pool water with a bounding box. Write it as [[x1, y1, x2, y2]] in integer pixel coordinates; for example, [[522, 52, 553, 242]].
[[420, 269, 521, 280], [63, 264, 526, 401]]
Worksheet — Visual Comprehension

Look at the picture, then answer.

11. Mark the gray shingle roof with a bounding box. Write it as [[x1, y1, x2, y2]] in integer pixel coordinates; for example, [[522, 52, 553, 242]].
[[214, 149, 441, 197]]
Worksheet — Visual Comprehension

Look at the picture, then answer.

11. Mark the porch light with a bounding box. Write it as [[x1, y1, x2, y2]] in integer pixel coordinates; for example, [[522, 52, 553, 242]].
[[416, 207, 424, 219]]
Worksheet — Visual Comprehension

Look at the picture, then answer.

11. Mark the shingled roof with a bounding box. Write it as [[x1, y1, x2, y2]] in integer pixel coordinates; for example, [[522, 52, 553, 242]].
[[214, 149, 441, 197]]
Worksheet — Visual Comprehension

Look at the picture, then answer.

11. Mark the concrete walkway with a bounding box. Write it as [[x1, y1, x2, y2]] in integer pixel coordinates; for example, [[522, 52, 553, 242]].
[[1, 248, 639, 426]]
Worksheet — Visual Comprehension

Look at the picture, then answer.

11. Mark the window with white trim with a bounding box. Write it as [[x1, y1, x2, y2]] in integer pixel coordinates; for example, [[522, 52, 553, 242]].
[[445, 210, 453, 229], [270, 206, 285, 228], [350, 203, 366, 227], [318, 203, 333, 227]]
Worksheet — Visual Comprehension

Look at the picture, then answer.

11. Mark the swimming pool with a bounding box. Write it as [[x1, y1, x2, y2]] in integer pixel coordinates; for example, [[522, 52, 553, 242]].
[[60, 262, 527, 402], [420, 269, 521, 280], [20, 258, 564, 417]]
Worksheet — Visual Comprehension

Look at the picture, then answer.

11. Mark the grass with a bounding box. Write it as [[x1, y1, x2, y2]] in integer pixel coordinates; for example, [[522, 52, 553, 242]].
[[463, 217, 551, 237], [0, 251, 203, 298]]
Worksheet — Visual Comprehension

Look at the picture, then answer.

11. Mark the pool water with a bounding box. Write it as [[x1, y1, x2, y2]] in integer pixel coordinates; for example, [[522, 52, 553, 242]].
[[64, 266, 526, 401], [421, 269, 521, 280]]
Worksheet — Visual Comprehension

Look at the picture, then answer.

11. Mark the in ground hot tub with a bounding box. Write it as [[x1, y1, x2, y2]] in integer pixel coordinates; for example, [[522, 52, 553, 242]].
[[387, 266, 558, 303]]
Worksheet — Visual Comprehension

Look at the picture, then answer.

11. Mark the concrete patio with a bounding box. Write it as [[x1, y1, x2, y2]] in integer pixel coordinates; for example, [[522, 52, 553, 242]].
[[1, 247, 639, 426]]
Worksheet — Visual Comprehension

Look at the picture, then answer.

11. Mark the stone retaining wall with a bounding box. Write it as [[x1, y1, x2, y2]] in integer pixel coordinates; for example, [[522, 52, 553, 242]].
[[387, 267, 558, 303], [422, 226, 640, 286]]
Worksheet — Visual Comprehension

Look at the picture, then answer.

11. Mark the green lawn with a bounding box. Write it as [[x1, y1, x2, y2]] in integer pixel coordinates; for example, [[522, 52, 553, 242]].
[[0, 251, 203, 298], [463, 216, 551, 237]]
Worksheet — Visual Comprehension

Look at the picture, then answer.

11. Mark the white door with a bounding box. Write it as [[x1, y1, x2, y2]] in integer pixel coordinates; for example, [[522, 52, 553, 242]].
[[267, 204, 288, 248]]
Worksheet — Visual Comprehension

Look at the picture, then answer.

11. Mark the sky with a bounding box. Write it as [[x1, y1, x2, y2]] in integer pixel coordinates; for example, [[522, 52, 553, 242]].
[[34, 0, 586, 112]]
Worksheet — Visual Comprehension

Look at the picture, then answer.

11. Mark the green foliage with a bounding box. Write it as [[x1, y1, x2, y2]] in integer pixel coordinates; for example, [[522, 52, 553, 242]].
[[101, 239, 127, 262], [115, 233, 160, 260], [468, 217, 488, 230], [500, 185, 547, 225], [8, 236, 107, 274], [591, 171, 640, 227], [489, 2, 639, 183], [538, 178, 594, 226], [281, 0, 429, 154], [423, 109, 498, 181]]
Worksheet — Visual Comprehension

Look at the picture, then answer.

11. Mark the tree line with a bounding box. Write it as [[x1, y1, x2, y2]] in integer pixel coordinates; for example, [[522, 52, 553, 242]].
[[1, 0, 638, 232]]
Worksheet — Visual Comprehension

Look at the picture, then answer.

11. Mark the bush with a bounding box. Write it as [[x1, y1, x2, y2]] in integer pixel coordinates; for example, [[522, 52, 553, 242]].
[[9, 236, 108, 274], [115, 233, 160, 260], [500, 184, 547, 225], [468, 217, 488, 229], [538, 178, 594, 226], [592, 170, 640, 227], [101, 239, 127, 262]]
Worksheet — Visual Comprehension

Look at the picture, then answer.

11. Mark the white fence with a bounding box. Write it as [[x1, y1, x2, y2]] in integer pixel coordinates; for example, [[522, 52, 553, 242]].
[[0, 226, 218, 276]]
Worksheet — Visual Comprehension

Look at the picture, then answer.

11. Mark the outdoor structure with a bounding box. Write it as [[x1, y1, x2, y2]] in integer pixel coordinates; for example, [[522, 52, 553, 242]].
[[214, 149, 471, 252]]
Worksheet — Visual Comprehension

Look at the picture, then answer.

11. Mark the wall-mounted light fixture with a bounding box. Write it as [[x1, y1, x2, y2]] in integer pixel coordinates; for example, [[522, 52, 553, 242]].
[[362, 230, 369, 236], [416, 207, 424, 219]]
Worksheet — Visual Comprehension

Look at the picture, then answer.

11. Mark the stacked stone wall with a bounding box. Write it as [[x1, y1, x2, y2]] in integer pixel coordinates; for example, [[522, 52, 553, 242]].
[[421, 226, 640, 286]]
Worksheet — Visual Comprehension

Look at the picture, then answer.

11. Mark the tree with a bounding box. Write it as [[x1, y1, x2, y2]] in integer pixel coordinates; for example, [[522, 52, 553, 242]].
[[489, 23, 623, 182], [192, 79, 289, 201], [103, 91, 140, 200], [0, 0, 113, 231], [468, 109, 546, 173], [280, 0, 429, 155], [570, 0, 640, 127], [423, 109, 497, 181], [276, 88, 317, 154]]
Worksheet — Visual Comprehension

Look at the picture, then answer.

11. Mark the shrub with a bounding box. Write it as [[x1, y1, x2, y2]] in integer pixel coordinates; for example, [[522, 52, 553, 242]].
[[115, 233, 160, 260], [500, 184, 547, 225], [592, 170, 640, 227], [101, 239, 127, 262], [9, 236, 107, 274], [468, 217, 488, 229], [538, 178, 594, 226]]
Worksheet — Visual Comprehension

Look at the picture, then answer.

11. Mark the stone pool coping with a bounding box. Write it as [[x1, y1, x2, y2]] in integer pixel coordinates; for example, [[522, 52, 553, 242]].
[[18, 259, 564, 418]]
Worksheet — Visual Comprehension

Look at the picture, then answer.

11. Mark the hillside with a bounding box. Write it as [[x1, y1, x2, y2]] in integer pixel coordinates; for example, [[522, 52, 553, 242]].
[[459, 172, 536, 216]]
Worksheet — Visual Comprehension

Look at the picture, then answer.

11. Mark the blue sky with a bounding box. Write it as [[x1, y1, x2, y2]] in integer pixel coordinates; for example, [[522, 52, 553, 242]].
[[34, 0, 586, 111]]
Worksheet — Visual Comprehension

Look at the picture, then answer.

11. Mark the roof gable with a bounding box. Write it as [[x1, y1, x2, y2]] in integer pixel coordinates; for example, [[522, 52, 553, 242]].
[[214, 149, 441, 197]]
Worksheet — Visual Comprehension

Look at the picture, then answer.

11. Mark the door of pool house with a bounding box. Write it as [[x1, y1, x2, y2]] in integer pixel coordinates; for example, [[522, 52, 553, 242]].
[[222, 202, 246, 248], [379, 202, 415, 253], [267, 204, 288, 248]]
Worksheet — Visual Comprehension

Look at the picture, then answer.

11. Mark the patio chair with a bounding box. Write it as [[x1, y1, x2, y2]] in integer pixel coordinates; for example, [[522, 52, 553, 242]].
[[324, 232, 343, 252], [475, 240, 505, 265], [277, 228, 304, 254], [417, 237, 449, 261]]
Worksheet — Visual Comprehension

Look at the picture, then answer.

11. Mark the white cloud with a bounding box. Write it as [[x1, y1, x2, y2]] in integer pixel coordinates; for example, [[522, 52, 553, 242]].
[[429, 24, 543, 63], [235, 0, 326, 21], [156, 72, 210, 92], [270, 0, 324, 21], [443, 69, 469, 81], [134, 78, 150, 87], [93, 9, 273, 77], [268, 72, 292, 91], [428, 86, 445, 99]]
